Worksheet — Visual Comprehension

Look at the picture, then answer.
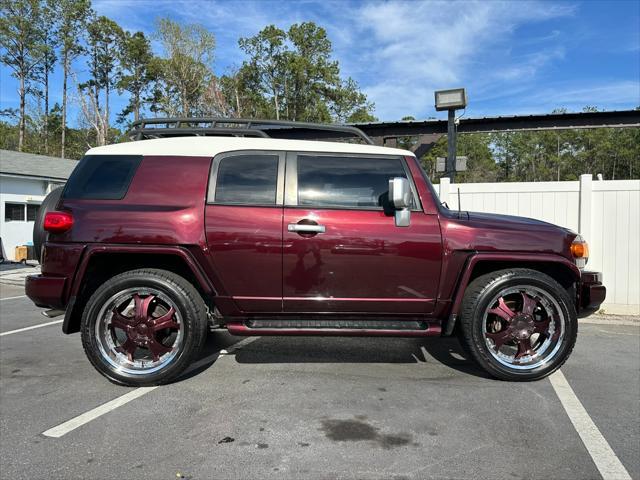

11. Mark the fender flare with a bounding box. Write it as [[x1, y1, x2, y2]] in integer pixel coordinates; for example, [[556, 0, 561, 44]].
[[443, 252, 580, 336], [63, 245, 215, 334]]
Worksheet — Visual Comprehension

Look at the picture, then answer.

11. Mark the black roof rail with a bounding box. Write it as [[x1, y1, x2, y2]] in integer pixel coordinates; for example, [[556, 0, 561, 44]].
[[127, 117, 374, 145]]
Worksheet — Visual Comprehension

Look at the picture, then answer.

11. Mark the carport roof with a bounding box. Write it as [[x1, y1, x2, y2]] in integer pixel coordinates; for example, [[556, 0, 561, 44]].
[[0, 150, 79, 181]]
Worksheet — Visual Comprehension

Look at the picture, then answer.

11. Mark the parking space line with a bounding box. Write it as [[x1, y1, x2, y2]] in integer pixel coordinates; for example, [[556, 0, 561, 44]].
[[0, 295, 27, 301], [42, 337, 258, 438], [189, 337, 258, 371], [42, 387, 158, 438], [0, 319, 63, 337], [550, 370, 632, 480]]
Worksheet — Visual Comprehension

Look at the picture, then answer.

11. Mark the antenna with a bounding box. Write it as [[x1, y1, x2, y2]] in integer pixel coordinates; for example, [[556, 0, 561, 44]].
[[458, 188, 461, 218]]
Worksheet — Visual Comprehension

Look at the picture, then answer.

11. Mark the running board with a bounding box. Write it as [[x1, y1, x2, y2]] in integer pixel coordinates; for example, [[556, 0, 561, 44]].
[[226, 319, 441, 337]]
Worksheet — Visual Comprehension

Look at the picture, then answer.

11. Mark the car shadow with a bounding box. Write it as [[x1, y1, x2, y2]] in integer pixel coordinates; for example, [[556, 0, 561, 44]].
[[175, 330, 244, 382], [182, 332, 492, 381]]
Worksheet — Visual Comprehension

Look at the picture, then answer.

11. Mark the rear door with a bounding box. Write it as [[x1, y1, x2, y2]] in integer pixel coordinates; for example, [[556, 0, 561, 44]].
[[282, 152, 442, 314], [204, 151, 284, 313]]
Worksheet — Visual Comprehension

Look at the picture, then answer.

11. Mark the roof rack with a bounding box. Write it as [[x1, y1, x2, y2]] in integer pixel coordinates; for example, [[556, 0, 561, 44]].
[[127, 117, 374, 145]]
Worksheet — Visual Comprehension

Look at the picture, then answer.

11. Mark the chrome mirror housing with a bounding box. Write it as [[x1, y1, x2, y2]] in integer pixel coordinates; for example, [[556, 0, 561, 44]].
[[388, 177, 411, 227], [389, 177, 411, 209]]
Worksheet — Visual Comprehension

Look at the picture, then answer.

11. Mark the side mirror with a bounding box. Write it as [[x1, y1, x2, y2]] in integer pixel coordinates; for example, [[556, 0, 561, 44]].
[[389, 177, 411, 209], [388, 177, 411, 227]]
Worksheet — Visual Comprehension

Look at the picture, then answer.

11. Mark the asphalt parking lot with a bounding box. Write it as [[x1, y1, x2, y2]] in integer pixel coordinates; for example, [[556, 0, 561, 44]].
[[1, 281, 638, 480]]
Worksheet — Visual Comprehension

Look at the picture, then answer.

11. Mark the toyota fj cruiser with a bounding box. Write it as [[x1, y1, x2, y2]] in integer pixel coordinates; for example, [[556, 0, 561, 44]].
[[26, 118, 605, 386]]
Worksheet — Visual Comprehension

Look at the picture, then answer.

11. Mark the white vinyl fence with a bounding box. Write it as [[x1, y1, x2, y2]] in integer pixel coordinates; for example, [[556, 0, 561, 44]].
[[437, 175, 640, 315]]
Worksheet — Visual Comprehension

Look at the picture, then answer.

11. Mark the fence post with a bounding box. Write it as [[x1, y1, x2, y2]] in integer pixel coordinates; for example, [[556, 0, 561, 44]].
[[439, 177, 450, 206], [579, 174, 593, 241]]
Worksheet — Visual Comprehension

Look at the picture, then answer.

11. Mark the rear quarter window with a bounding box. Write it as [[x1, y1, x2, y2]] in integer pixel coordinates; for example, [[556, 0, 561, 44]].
[[63, 155, 142, 200], [212, 154, 279, 205]]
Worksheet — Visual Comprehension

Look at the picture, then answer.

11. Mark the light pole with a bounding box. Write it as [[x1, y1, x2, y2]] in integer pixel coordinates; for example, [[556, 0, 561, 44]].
[[435, 88, 467, 182]]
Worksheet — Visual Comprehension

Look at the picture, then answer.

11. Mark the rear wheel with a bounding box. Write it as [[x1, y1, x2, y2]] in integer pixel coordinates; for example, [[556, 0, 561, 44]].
[[81, 268, 207, 386], [459, 268, 577, 381]]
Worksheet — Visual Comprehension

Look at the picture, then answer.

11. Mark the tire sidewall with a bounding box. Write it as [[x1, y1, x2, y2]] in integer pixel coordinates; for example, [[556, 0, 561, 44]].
[[468, 272, 577, 380], [81, 272, 199, 386]]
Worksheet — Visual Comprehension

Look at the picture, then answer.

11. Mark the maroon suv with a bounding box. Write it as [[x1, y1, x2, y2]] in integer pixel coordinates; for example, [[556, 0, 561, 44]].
[[26, 119, 605, 386]]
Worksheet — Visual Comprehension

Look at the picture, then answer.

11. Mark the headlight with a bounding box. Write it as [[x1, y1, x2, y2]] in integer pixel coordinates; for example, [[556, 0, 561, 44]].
[[570, 235, 589, 269]]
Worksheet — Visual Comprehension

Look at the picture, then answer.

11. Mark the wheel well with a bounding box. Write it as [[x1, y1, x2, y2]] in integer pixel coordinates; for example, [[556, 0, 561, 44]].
[[447, 259, 578, 337], [468, 260, 577, 291], [65, 252, 212, 334]]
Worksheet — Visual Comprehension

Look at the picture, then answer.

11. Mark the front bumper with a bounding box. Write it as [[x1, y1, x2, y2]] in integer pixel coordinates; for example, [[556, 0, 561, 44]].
[[25, 274, 67, 309], [578, 271, 606, 317]]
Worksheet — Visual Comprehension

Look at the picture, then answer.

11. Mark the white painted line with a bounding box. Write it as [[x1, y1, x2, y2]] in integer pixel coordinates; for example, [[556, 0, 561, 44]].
[[43, 337, 258, 438], [0, 319, 63, 337], [219, 336, 258, 355], [0, 295, 27, 301], [549, 370, 632, 480], [189, 337, 258, 371], [42, 387, 158, 438]]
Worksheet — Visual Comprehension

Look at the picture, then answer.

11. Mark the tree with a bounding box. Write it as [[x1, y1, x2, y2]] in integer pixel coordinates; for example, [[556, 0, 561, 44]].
[[117, 31, 154, 123], [56, 0, 91, 158], [219, 66, 257, 118], [0, 0, 43, 151], [285, 22, 338, 122], [238, 25, 287, 119], [455, 134, 499, 183], [82, 15, 123, 143], [329, 78, 376, 123], [234, 22, 375, 124], [35, 0, 58, 154], [153, 18, 216, 116]]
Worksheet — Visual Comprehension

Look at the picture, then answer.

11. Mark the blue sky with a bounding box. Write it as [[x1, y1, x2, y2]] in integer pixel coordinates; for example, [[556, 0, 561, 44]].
[[1, 0, 639, 125]]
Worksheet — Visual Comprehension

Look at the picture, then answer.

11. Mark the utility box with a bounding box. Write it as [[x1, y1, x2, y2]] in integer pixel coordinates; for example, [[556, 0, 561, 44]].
[[436, 156, 468, 173]]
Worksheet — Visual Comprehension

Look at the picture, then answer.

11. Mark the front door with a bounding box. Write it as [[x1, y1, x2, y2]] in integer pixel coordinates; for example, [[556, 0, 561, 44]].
[[282, 153, 442, 314], [204, 151, 285, 313]]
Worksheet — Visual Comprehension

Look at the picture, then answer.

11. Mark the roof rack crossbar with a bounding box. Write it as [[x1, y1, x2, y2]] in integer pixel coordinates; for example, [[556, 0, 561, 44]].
[[132, 127, 270, 140], [128, 117, 374, 144]]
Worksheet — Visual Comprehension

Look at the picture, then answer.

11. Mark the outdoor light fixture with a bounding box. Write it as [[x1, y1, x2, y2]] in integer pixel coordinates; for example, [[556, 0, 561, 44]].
[[434, 87, 468, 181], [434, 88, 468, 111]]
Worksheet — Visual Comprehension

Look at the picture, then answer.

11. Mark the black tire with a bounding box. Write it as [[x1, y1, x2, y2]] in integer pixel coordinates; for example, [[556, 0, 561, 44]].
[[33, 186, 64, 263], [459, 268, 577, 381], [81, 268, 207, 386]]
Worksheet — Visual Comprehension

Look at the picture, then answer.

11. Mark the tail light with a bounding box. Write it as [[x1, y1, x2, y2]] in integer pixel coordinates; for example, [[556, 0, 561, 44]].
[[570, 235, 589, 269], [44, 211, 74, 233]]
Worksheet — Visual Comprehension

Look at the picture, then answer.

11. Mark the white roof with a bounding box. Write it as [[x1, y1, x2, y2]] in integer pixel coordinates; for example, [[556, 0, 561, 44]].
[[86, 136, 413, 157]]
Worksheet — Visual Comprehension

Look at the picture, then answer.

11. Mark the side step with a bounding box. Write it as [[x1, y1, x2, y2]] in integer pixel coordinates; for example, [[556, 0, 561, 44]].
[[226, 318, 441, 337]]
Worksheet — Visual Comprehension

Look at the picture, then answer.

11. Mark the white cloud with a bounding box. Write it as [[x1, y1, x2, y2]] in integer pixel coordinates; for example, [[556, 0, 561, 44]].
[[346, 0, 577, 119], [88, 0, 637, 120]]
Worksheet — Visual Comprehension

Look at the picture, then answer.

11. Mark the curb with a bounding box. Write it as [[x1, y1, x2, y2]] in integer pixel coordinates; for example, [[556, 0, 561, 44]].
[[580, 316, 640, 327]]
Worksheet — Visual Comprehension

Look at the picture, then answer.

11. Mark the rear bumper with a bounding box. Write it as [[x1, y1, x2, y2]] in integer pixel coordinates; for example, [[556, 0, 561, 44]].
[[578, 271, 606, 317], [25, 274, 67, 309]]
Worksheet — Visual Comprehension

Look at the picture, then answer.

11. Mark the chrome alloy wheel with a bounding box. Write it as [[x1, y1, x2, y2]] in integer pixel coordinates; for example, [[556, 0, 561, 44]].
[[95, 287, 183, 375], [482, 286, 565, 370]]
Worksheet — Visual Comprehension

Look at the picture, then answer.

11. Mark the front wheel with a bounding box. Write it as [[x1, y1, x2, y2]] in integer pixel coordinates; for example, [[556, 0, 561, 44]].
[[81, 269, 208, 386], [459, 268, 577, 381]]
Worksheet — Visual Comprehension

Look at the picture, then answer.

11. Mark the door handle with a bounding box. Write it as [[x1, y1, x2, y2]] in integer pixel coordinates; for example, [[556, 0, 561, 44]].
[[288, 223, 326, 233]]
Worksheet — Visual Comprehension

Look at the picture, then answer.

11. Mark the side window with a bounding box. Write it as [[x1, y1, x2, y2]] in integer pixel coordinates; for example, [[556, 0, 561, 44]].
[[26, 204, 39, 222], [214, 154, 279, 205], [297, 155, 413, 209], [63, 155, 142, 200], [4, 203, 25, 221]]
